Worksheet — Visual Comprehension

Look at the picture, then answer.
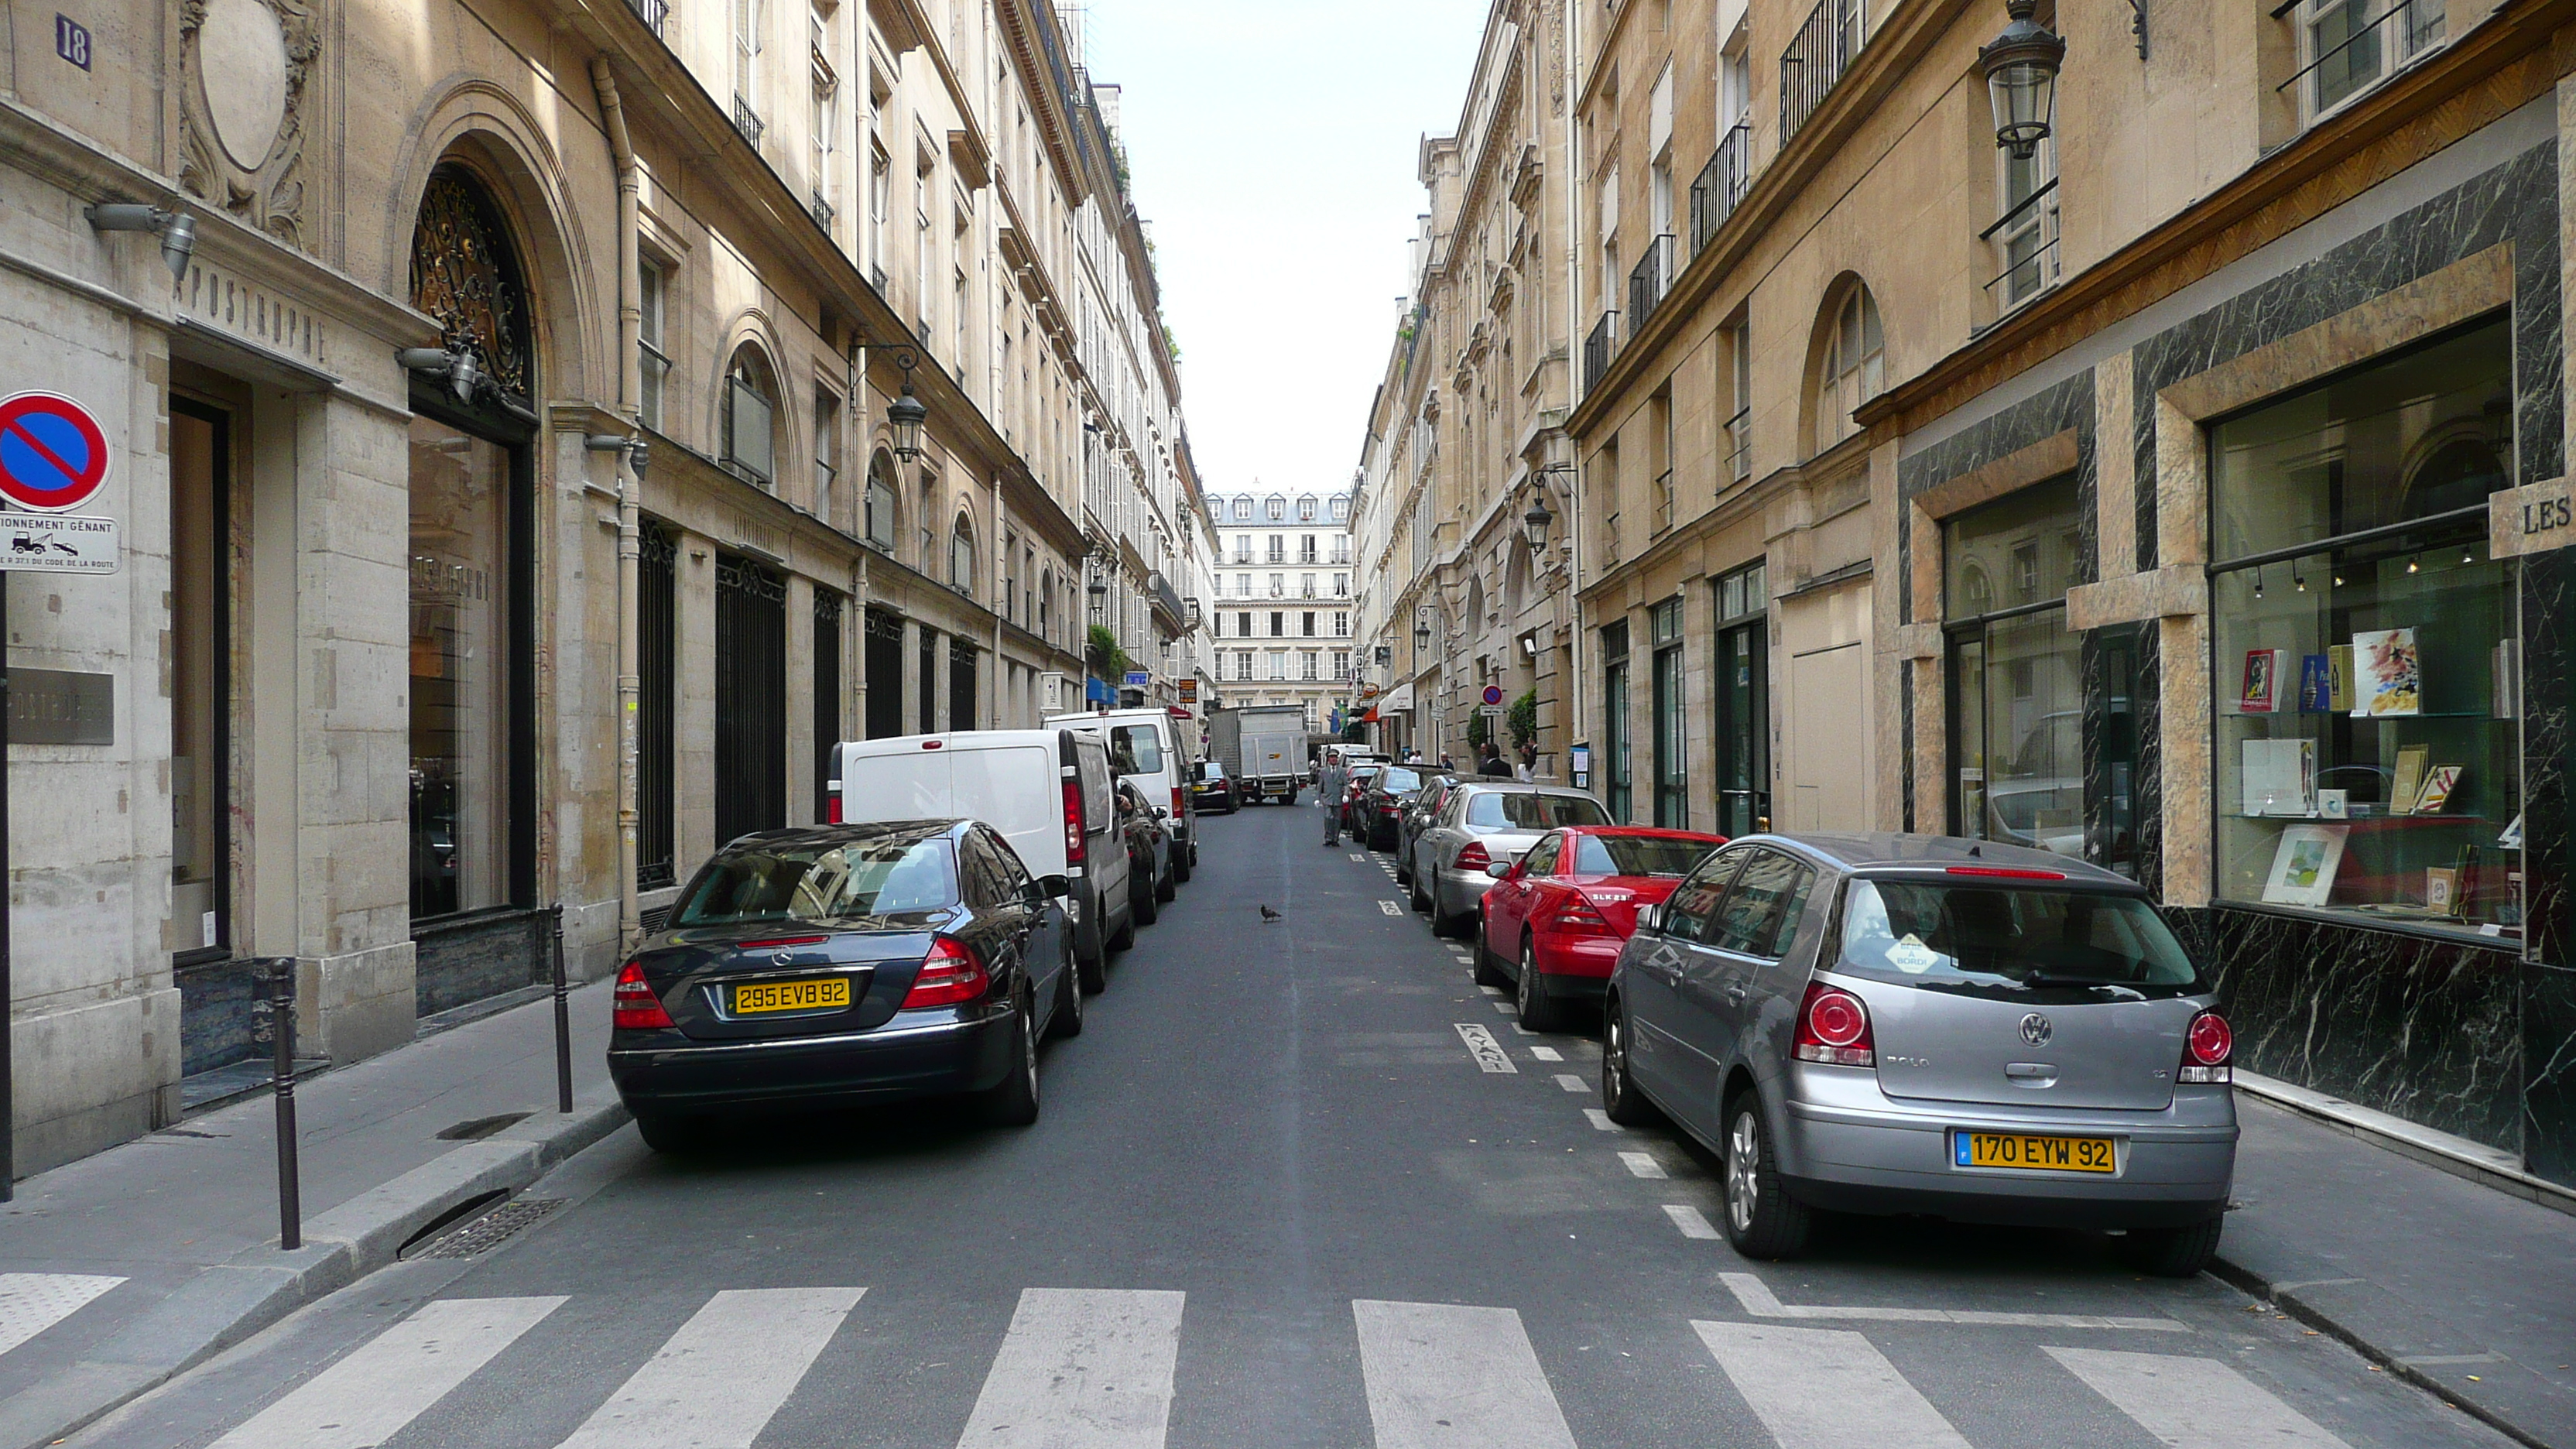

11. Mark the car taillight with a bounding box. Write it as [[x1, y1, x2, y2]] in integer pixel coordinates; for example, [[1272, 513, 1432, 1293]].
[[612, 959, 674, 1029], [1546, 894, 1614, 936], [825, 791, 843, 824], [1793, 981, 1875, 1067], [1454, 841, 1490, 872], [1062, 777, 1086, 863], [2180, 1011, 2233, 1084], [901, 937, 990, 1009]]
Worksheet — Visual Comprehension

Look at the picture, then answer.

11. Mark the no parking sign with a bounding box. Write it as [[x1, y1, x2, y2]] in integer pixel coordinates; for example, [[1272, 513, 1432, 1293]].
[[0, 392, 118, 574]]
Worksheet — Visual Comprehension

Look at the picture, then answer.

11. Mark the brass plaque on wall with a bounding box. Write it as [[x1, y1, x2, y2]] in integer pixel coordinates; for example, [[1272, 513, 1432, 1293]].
[[10, 667, 112, 744]]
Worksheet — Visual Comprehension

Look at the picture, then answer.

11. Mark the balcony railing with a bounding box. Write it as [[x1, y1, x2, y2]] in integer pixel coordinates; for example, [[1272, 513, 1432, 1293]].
[[1688, 125, 1752, 256], [625, 0, 667, 34], [1584, 310, 1619, 393], [809, 193, 835, 228], [732, 96, 766, 146], [1780, 0, 1865, 146], [1627, 235, 1674, 340]]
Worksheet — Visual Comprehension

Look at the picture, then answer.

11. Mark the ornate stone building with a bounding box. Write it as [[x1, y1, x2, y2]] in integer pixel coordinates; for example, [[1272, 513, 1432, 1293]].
[[0, 0, 1196, 1170], [1203, 485, 1355, 731]]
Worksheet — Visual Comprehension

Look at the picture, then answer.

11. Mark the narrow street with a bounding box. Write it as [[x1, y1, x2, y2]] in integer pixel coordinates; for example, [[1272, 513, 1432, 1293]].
[[67, 803, 2506, 1449]]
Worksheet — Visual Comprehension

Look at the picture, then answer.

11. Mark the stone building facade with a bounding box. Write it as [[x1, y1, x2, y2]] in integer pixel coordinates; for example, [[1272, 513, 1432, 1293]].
[[1203, 485, 1356, 731], [1358, 0, 2576, 1183], [0, 0, 1195, 1171]]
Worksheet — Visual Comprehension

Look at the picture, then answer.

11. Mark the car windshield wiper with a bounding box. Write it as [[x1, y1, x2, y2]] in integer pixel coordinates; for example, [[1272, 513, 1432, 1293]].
[[2018, 971, 2149, 999]]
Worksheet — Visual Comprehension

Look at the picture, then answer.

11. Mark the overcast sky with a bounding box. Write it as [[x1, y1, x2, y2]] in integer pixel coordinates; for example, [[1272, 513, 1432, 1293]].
[[1078, 2, 1488, 500]]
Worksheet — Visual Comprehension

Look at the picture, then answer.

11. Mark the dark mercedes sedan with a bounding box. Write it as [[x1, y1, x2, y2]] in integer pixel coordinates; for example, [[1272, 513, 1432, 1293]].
[[607, 819, 1077, 1149]]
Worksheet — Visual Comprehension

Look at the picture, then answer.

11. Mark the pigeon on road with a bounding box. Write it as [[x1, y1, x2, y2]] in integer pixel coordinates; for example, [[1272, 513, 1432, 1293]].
[[1259, 905, 1283, 923]]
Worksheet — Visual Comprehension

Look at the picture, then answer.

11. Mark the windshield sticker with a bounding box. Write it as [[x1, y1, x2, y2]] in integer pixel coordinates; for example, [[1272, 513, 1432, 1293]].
[[1887, 933, 1939, 975]]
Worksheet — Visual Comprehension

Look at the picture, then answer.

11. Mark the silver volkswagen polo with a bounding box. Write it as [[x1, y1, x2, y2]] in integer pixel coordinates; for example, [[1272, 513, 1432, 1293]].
[[1601, 831, 2236, 1275]]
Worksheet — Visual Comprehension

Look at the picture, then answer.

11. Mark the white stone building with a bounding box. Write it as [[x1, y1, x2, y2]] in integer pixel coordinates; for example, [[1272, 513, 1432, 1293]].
[[1202, 486, 1357, 731]]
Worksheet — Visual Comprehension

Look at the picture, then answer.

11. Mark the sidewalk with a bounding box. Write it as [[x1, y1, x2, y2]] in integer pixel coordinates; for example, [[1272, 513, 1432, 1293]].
[[0, 982, 628, 1449], [2222, 1086, 2576, 1449]]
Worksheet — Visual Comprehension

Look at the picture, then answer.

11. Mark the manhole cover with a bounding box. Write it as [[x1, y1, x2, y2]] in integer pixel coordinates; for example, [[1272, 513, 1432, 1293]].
[[413, 1198, 565, 1259]]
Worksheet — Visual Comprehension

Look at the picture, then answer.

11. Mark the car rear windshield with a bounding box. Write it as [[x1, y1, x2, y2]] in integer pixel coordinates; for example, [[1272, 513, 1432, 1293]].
[[1464, 793, 1612, 829], [1571, 835, 1717, 877], [1378, 767, 1421, 792], [672, 838, 958, 926], [1110, 724, 1164, 774], [1836, 879, 2201, 992]]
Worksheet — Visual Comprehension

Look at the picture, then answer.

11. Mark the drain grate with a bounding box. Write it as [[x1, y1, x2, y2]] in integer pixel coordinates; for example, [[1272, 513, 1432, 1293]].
[[413, 1198, 566, 1259]]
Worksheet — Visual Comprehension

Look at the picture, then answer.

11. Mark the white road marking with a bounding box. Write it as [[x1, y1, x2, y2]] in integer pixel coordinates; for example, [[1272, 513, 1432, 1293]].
[[209, 1297, 566, 1449], [1618, 1151, 1668, 1179], [1528, 1045, 1564, 1062], [557, 1286, 863, 1447], [1581, 1108, 1624, 1132], [1693, 1321, 1972, 1449], [1381, 901, 1404, 916], [1663, 1204, 1721, 1240], [1553, 1074, 1588, 1093], [1352, 1300, 1579, 1449], [1454, 1023, 1518, 1073], [954, 1288, 1186, 1449], [1350, 853, 1367, 861], [2046, 1346, 2355, 1448], [1492, 1000, 1516, 1016], [0, 1273, 123, 1357], [1478, 986, 1506, 997], [1719, 1273, 2189, 1331]]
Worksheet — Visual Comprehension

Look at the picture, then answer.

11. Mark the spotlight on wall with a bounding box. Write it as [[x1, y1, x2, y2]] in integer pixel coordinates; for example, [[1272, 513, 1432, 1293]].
[[85, 203, 196, 284], [397, 346, 479, 405]]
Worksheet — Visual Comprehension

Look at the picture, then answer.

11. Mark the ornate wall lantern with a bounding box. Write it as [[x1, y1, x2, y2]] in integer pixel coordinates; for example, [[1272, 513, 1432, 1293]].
[[1979, 0, 2066, 161]]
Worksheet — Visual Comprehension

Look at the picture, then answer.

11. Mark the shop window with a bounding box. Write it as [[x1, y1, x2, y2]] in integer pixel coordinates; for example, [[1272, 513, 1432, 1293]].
[[1651, 598, 1687, 827], [1945, 474, 2083, 858], [1603, 620, 1633, 822], [1712, 559, 1769, 838], [170, 399, 230, 957], [2208, 317, 2518, 940]]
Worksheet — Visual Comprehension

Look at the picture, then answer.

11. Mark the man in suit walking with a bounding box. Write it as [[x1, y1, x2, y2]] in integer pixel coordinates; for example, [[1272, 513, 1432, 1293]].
[[1317, 754, 1348, 845]]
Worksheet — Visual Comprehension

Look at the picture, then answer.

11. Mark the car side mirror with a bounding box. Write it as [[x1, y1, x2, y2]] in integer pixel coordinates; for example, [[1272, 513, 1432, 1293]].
[[1484, 860, 1512, 879], [1636, 903, 1663, 936], [1154, 806, 1171, 820], [1036, 874, 1072, 899]]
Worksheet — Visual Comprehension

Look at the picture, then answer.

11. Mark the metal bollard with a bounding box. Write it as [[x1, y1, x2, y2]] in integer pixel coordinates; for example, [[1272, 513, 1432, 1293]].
[[250, 959, 302, 1250], [550, 903, 574, 1115]]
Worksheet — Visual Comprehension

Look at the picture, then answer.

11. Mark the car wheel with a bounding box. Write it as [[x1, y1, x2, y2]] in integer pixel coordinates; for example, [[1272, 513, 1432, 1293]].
[[1516, 937, 1567, 1033], [1109, 896, 1139, 951], [1135, 868, 1160, 924], [1471, 917, 1510, 988], [1049, 956, 1084, 1040], [1721, 1092, 1814, 1260], [1395, 848, 1413, 887], [2117, 1217, 2224, 1277], [1075, 913, 1108, 995], [1600, 999, 1658, 1126], [977, 988, 1041, 1127], [1409, 865, 1431, 914], [632, 1112, 706, 1154], [1156, 860, 1178, 902]]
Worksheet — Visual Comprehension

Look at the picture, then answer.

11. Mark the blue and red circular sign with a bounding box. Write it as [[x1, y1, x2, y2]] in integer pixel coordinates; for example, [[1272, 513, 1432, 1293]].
[[0, 391, 110, 514], [1482, 684, 1505, 707]]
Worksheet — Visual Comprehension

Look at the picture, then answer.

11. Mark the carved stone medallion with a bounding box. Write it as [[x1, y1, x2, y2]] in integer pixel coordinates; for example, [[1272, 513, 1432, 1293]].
[[178, 0, 317, 248]]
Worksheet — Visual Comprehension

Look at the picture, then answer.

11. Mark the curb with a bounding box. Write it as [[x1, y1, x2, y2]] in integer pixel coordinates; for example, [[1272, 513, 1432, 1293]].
[[2208, 1255, 2556, 1449], [0, 1088, 629, 1449]]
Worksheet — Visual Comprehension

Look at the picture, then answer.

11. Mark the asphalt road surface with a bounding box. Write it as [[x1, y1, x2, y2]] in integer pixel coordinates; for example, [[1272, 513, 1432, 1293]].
[[73, 801, 2511, 1448]]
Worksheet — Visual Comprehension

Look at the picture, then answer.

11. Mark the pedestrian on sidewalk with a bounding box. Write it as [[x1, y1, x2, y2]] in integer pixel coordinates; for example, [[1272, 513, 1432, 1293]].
[[1478, 742, 1512, 779], [1318, 755, 1348, 845]]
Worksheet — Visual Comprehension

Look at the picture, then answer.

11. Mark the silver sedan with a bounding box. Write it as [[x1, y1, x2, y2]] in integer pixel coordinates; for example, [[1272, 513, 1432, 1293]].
[[1407, 783, 1611, 937]]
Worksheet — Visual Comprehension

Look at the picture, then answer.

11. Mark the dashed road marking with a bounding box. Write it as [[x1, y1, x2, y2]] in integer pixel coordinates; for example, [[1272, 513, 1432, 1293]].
[[2045, 1346, 2352, 1447], [1582, 1108, 1622, 1132], [1663, 1204, 1721, 1240], [1380, 900, 1404, 916], [1553, 1074, 1587, 1093], [1348, 853, 1367, 861], [1529, 1046, 1564, 1062], [1492, 1001, 1516, 1016], [1454, 1023, 1517, 1074], [1618, 1151, 1668, 1180], [1719, 1273, 2190, 1331], [1478, 986, 1505, 997]]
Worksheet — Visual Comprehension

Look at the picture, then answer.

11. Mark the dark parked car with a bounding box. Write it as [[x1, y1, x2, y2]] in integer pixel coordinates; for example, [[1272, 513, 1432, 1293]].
[[1601, 832, 2236, 1274], [1117, 778, 1177, 925], [1393, 772, 1464, 890], [1354, 765, 1429, 851], [1337, 763, 1385, 838], [607, 820, 1077, 1148], [1190, 759, 1238, 814]]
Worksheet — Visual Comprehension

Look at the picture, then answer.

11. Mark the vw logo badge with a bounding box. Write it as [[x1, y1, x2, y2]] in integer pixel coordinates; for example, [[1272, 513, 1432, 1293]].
[[2019, 1012, 2054, 1047]]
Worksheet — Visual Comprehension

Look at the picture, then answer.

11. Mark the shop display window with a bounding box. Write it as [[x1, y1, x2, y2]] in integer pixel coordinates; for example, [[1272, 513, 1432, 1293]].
[[1944, 474, 2087, 858], [2208, 317, 2521, 940]]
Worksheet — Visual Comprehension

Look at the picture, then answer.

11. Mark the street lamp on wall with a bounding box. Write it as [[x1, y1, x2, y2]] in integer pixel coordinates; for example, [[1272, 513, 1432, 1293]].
[[1979, 0, 2066, 161], [885, 349, 929, 462]]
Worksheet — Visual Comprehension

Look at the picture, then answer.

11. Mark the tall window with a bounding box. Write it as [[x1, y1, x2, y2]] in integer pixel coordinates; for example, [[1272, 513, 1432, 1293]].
[[1333, 574, 1348, 597], [732, 0, 762, 123], [1816, 284, 1883, 453], [1331, 495, 1349, 521], [1266, 495, 1286, 521], [1992, 135, 2059, 312], [867, 137, 889, 283], [2297, 0, 2442, 124], [1332, 650, 1350, 681], [1334, 611, 1349, 636], [1300, 573, 1317, 598], [1267, 534, 1285, 564], [724, 348, 778, 487], [1002, 531, 1019, 624], [913, 152, 934, 337], [1234, 497, 1252, 521], [812, 391, 839, 523], [1724, 315, 1751, 482], [1651, 598, 1687, 827], [1300, 534, 1317, 563], [1268, 649, 1287, 680], [950, 515, 976, 596], [639, 259, 670, 430], [864, 451, 898, 550], [1712, 560, 1769, 836], [1945, 474, 2083, 857], [807, 3, 838, 223], [1299, 495, 1317, 521], [1603, 620, 1632, 822]]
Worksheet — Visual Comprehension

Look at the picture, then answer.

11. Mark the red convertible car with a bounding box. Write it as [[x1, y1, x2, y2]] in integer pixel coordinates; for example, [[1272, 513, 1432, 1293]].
[[1475, 826, 1726, 1029]]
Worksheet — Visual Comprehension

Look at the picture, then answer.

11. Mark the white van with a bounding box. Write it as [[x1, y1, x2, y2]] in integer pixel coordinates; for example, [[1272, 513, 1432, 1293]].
[[1046, 706, 1195, 885], [828, 728, 1134, 992]]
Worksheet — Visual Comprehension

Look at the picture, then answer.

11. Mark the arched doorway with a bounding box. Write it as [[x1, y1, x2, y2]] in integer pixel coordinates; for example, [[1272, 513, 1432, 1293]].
[[406, 162, 540, 1009]]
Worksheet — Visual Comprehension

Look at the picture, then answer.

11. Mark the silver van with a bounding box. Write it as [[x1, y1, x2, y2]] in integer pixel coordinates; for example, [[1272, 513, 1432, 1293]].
[[1601, 832, 2236, 1275], [830, 729, 1134, 992]]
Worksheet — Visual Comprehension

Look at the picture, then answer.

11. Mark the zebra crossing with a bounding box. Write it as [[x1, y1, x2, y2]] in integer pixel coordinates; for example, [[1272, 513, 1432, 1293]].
[[93, 1283, 2372, 1449]]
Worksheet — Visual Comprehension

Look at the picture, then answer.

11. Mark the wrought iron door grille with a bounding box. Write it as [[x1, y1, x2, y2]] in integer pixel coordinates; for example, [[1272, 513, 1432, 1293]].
[[814, 589, 844, 817], [637, 520, 679, 888], [865, 608, 906, 739], [714, 553, 787, 845]]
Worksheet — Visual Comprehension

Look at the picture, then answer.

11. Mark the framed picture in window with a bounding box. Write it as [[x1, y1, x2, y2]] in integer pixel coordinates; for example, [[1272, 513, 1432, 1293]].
[[2239, 649, 2287, 713], [2413, 765, 2463, 815], [2352, 629, 2420, 718], [2261, 824, 2349, 907]]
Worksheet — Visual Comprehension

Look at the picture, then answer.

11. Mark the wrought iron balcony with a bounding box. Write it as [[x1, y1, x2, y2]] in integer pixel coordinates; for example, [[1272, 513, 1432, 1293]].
[[1584, 310, 1619, 393], [1780, 0, 1866, 146], [731, 96, 766, 146], [625, 0, 667, 33], [1688, 125, 1752, 256], [809, 193, 835, 228], [1627, 235, 1675, 340]]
